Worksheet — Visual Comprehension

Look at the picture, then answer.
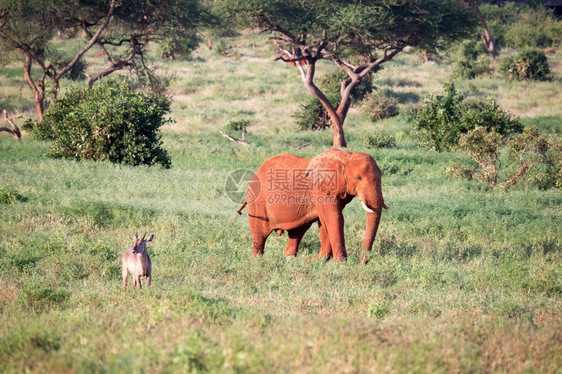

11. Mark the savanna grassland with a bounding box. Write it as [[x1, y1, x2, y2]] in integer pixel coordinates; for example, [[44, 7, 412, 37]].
[[1, 33, 562, 373]]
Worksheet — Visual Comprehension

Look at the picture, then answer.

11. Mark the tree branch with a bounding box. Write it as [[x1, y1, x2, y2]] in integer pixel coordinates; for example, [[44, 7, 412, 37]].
[[56, 0, 116, 81], [219, 131, 249, 146], [1, 110, 21, 139]]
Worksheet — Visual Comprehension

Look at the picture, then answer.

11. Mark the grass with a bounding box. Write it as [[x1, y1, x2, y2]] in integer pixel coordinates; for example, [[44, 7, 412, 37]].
[[0, 33, 561, 372]]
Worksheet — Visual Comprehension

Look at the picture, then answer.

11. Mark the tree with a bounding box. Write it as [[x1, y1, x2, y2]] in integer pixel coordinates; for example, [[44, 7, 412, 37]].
[[217, 0, 477, 147], [460, 0, 497, 59], [0, 0, 206, 121]]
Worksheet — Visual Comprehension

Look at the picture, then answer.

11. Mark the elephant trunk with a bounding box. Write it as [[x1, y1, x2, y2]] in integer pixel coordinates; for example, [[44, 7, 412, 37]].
[[359, 185, 387, 256], [362, 208, 382, 251]]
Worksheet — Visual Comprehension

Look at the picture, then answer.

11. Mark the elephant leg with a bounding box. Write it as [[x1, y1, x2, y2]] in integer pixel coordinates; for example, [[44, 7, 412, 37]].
[[316, 221, 333, 260], [251, 228, 268, 257], [284, 221, 313, 257], [249, 216, 269, 257], [252, 234, 267, 257], [317, 204, 347, 262]]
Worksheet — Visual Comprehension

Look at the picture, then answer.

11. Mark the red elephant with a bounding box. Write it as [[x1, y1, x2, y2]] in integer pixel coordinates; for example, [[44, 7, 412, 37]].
[[238, 148, 388, 262]]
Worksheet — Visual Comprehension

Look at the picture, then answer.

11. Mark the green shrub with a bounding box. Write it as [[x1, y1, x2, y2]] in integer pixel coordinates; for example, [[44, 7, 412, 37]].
[[481, 3, 562, 49], [319, 70, 374, 101], [49, 53, 88, 81], [499, 50, 551, 81], [293, 93, 340, 131], [451, 39, 491, 79], [9, 248, 43, 272], [363, 130, 396, 149], [159, 32, 200, 60], [452, 125, 561, 189], [224, 119, 249, 133], [457, 127, 503, 186], [361, 89, 399, 122], [0, 185, 26, 204], [503, 7, 561, 49], [412, 83, 466, 151], [368, 300, 390, 319], [413, 83, 522, 151], [507, 125, 562, 189], [27, 81, 172, 167], [461, 97, 522, 136]]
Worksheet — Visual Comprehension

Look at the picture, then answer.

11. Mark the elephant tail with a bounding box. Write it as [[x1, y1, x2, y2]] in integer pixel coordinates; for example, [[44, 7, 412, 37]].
[[236, 200, 247, 215]]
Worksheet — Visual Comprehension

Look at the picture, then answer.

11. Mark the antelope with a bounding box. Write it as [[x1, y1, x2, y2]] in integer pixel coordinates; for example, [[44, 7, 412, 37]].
[[122, 233, 153, 290]]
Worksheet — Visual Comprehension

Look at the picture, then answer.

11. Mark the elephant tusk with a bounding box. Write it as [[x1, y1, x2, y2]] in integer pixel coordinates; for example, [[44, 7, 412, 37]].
[[361, 201, 375, 213]]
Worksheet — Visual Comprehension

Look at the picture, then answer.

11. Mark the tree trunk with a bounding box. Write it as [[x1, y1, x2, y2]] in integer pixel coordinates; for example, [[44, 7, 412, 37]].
[[466, 0, 495, 59], [302, 61, 347, 147], [22, 53, 45, 121]]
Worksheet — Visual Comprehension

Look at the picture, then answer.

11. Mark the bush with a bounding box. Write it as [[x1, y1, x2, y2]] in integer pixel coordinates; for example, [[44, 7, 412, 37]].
[[461, 97, 522, 136], [0, 185, 27, 204], [413, 83, 522, 151], [27, 81, 172, 167], [363, 131, 396, 149], [481, 3, 562, 50], [319, 70, 374, 101], [361, 89, 399, 122], [49, 53, 88, 81], [457, 127, 503, 186], [293, 93, 340, 131], [499, 50, 551, 81], [159, 32, 200, 60], [224, 119, 249, 133], [452, 125, 561, 189], [503, 7, 561, 49], [507, 125, 562, 189], [451, 39, 491, 79]]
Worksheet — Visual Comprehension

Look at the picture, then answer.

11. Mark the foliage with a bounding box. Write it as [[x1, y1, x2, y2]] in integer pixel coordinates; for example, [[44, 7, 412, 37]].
[[363, 130, 396, 149], [159, 31, 200, 60], [480, 3, 562, 49], [413, 83, 522, 151], [461, 97, 522, 135], [224, 119, 249, 133], [413, 83, 465, 151], [361, 89, 399, 122], [20, 284, 71, 313], [0, 185, 26, 204], [27, 81, 172, 167], [457, 127, 503, 186], [451, 39, 491, 79], [507, 125, 562, 189], [216, 0, 477, 146], [293, 93, 341, 131], [0, 0, 209, 118], [499, 50, 551, 81], [453, 125, 561, 189], [1, 32, 562, 374], [319, 70, 373, 101]]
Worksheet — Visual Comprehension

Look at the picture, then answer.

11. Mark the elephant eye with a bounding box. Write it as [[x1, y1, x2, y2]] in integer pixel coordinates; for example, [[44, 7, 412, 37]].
[[355, 176, 362, 181]]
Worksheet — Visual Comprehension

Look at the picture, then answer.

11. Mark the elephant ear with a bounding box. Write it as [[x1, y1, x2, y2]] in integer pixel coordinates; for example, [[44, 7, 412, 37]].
[[305, 149, 347, 199]]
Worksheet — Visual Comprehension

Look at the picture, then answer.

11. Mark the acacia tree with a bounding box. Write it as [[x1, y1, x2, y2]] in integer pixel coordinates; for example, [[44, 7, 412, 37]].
[[218, 0, 476, 147], [461, 0, 496, 59], [0, 0, 205, 121]]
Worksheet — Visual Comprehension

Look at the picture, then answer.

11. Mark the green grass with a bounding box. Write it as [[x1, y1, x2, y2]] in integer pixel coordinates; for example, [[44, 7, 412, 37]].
[[0, 34, 561, 372]]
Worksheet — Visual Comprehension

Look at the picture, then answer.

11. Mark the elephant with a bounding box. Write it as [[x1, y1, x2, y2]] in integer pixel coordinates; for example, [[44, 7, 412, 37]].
[[237, 148, 388, 262]]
